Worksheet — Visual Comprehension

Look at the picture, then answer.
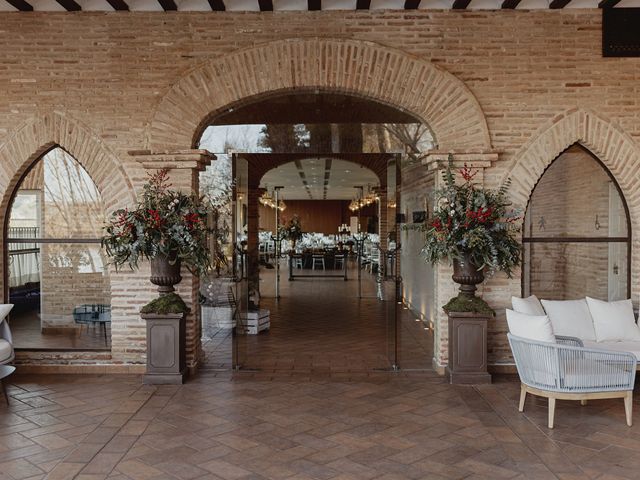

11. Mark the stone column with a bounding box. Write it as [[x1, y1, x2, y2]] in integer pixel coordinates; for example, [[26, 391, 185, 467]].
[[132, 149, 214, 375]]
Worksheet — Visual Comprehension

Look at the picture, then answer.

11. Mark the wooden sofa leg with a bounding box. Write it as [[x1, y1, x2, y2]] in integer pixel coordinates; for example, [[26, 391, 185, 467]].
[[624, 391, 633, 427], [548, 398, 556, 429], [580, 400, 587, 406], [519, 384, 526, 412]]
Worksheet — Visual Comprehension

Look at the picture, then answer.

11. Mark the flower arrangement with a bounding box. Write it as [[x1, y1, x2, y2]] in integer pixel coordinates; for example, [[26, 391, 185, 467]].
[[281, 215, 303, 243], [422, 157, 521, 277], [102, 169, 211, 275]]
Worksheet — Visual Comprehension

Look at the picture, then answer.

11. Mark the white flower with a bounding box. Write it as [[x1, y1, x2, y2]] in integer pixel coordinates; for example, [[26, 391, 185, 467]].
[[450, 210, 455, 216]]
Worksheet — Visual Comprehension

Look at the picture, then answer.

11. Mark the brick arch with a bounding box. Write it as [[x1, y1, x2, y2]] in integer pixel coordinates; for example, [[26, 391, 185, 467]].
[[504, 108, 640, 299], [0, 111, 135, 219], [148, 38, 491, 152]]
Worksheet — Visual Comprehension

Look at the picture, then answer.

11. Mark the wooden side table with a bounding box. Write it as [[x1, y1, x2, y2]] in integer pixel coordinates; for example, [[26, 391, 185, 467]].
[[0, 365, 15, 405]]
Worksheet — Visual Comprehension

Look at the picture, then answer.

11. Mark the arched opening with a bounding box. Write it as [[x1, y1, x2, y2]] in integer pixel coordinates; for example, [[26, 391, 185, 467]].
[[522, 144, 631, 301], [197, 91, 434, 372], [5, 147, 111, 350]]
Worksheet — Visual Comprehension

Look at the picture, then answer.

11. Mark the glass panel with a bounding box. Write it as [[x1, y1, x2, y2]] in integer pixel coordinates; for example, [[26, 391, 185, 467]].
[[524, 241, 628, 301], [524, 145, 627, 238], [8, 148, 105, 240], [8, 242, 111, 350], [232, 154, 250, 370], [199, 123, 434, 155]]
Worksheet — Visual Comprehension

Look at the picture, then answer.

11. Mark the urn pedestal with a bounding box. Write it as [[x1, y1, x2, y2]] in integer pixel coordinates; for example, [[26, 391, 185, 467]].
[[142, 312, 186, 385], [446, 311, 492, 384]]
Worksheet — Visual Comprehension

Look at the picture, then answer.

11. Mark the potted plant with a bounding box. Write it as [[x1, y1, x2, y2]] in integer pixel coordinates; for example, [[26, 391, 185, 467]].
[[281, 215, 303, 248], [422, 157, 521, 314], [102, 169, 211, 307]]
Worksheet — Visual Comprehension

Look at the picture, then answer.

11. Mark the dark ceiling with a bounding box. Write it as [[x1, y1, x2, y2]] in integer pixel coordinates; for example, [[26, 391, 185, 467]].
[[213, 92, 419, 125]]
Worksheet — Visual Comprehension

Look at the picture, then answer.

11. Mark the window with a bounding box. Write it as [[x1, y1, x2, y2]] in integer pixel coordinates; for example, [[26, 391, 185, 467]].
[[6, 147, 110, 350], [523, 145, 630, 301]]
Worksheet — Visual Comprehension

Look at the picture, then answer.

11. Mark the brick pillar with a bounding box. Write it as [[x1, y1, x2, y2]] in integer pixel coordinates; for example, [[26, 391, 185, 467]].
[[132, 149, 214, 374], [247, 182, 261, 307], [420, 151, 499, 372]]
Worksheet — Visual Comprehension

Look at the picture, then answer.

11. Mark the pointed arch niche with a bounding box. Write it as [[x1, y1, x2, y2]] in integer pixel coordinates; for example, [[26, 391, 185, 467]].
[[5, 146, 111, 350], [522, 144, 631, 302]]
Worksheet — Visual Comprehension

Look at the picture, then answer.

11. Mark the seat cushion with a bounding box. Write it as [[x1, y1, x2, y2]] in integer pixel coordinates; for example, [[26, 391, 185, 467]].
[[561, 358, 630, 390], [586, 297, 640, 342], [541, 299, 596, 341], [512, 295, 545, 316], [506, 309, 556, 344], [583, 340, 640, 361], [0, 339, 12, 363]]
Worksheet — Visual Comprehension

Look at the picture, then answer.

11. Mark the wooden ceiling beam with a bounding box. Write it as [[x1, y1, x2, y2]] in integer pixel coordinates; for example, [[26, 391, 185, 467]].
[[55, 0, 81, 10], [598, 0, 620, 6], [207, 0, 225, 9], [158, 0, 177, 10], [106, 0, 129, 10], [5, 0, 33, 10], [258, 0, 273, 10], [308, 0, 321, 10], [549, 0, 571, 8], [501, 0, 521, 8], [356, 0, 371, 9], [452, 0, 471, 8], [404, 0, 421, 7]]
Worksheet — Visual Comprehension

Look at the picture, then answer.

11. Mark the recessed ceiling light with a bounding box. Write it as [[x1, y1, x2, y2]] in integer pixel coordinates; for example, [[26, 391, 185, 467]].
[[345, 170, 351, 173]]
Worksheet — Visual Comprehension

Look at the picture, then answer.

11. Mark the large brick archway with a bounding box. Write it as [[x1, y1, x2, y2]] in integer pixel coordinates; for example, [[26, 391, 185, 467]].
[[504, 108, 640, 301], [148, 38, 491, 152]]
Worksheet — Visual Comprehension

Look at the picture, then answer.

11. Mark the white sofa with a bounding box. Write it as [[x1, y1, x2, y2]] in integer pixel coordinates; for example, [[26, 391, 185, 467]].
[[512, 295, 640, 363]]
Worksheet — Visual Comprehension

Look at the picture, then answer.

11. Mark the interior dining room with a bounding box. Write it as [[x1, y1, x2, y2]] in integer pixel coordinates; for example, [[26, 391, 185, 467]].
[[197, 92, 434, 374]]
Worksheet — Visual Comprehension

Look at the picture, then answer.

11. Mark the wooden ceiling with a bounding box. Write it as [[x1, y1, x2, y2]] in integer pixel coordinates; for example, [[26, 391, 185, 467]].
[[0, 0, 632, 12]]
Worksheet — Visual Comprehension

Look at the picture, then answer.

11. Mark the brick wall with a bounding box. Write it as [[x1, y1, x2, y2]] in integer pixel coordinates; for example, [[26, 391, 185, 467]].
[[0, 10, 639, 369]]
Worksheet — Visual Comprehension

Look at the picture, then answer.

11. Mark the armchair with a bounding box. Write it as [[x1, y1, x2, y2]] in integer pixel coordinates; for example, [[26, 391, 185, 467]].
[[508, 333, 636, 428], [0, 305, 14, 365]]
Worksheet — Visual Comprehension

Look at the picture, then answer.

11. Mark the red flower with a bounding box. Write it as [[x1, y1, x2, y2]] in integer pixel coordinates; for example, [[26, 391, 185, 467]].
[[184, 213, 201, 230], [147, 209, 163, 228], [459, 164, 478, 183]]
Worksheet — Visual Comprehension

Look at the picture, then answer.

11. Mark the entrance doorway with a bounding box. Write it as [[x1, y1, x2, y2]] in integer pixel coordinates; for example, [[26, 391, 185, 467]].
[[198, 91, 433, 373]]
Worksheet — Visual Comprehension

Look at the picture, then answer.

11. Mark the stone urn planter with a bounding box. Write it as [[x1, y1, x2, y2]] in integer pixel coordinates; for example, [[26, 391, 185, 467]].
[[150, 253, 182, 295], [452, 253, 484, 298]]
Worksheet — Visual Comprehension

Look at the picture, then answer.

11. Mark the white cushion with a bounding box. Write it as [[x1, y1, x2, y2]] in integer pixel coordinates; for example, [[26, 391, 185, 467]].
[[511, 295, 545, 316], [0, 339, 12, 363], [0, 304, 12, 322], [585, 296, 640, 342], [540, 299, 596, 341], [506, 309, 556, 344], [583, 340, 640, 361]]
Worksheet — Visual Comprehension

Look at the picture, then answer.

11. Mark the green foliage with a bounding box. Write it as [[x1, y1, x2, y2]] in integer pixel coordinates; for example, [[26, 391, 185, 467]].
[[102, 169, 212, 275], [279, 215, 303, 242], [140, 292, 189, 315], [421, 156, 522, 277], [443, 294, 495, 315]]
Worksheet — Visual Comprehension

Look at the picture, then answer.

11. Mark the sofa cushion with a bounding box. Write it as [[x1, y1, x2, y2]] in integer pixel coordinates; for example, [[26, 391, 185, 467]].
[[561, 358, 630, 390], [586, 297, 640, 342], [540, 299, 596, 341], [583, 340, 640, 361], [506, 309, 556, 344], [0, 339, 12, 363], [0, 304, 12, 322], [512, 295, 545, 316]]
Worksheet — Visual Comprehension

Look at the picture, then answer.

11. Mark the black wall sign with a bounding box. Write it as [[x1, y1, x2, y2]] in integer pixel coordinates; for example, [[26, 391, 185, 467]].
[[603, 8, 640, 58]]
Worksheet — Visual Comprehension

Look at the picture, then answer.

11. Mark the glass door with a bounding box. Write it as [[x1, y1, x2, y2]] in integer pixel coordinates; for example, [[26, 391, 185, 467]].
[[231, 154, 249, 370], [385, 155, 401, 371]]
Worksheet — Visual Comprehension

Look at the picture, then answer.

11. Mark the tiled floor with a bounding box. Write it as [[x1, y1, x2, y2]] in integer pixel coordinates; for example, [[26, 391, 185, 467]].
[[2, 372, 640, 479], [2, 263, 640, 479], [201, 260, 433, 374]]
